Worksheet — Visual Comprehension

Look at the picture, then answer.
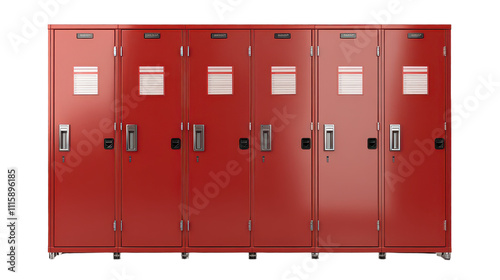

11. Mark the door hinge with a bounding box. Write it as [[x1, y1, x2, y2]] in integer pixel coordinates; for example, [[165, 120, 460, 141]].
[[180, 46, 184, 57], [311, 122, 313, 131], [248, 46, 252, 56], [120, 221, 123, 231], [120, 46, 123, 57], [187, 122, 190, 131], [310, 220, 314, 231], [310, 46, 314, 57], [444, 122, 447, 131], [317, 122, 320, 131], [248, 220, 252, 231], [317, 46, 320, 56], [114, 122, 116, 131], [377, 122, 380, 131], [180, 220, 184, 231], [444, 220, 447, 231], [376, 46, 380, 57], [113, 46, 117, 57], [249, 122, 252, 131], [113, 220, 116, 231], [317, 220, 320, 231], [120, 123, 123, 131], [187, 46, 190, 57], [377, 220, 380, 231], [187, 220, 190, 231], [181, 122, 184, 131], [443, 46, 447, 57]]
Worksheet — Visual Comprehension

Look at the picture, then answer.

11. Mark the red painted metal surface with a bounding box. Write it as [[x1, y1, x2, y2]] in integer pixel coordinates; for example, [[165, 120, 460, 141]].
[[121, 30, 183, 247], [188, 30, 251, 246], [53, 30, 116, 247], [48, 24, 451, 255], [253, 30, 313, 247], [383, 29, 447, 247], [318, 29, 379, 247]]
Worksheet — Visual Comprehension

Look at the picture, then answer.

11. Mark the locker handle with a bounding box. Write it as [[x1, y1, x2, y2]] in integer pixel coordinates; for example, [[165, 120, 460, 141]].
[[59, 124, 70, 151], [193, 124, 205, 151], [324, 124, 334, 151], [126, 124, 137, 152], [260, 125, 272, 151], [390, 124, 400, 151]]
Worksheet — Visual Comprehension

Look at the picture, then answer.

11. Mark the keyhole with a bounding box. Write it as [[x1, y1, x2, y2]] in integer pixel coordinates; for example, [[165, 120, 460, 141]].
[[62, 156, 65, 163], [392, 156, 395, 163], [196, 156, 199, 163], [129, 156, 132, 163], [262, 156, 265, 163], [326, 156, 329, 163]]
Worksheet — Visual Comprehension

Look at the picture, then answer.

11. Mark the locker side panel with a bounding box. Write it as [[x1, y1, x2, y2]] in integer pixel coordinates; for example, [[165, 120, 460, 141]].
[[253, 30, 313, 247], [53, 30, 116, 247]]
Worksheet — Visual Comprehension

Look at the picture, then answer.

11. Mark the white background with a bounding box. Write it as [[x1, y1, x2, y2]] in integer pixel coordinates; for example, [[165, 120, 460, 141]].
[[0, 0, 499, 279]]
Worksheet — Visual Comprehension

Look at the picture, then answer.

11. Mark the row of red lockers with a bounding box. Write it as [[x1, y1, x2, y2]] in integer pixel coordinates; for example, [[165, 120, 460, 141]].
[[48, 25, 451, 258]]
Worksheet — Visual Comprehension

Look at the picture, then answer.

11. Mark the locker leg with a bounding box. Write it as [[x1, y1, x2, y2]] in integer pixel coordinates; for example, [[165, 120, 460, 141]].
[[49, 253, 57, 260], [311, 253, 319, 259], [113, 253, 121, 260], [379, 252, 386, 260], [249, 253, 257, 260], [182, 253, 189, 259], [438, 252, 451, 261]]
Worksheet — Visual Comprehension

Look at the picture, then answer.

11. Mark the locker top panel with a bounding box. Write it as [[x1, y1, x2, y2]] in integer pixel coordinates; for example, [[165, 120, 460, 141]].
[[48, 24, 451, 30]]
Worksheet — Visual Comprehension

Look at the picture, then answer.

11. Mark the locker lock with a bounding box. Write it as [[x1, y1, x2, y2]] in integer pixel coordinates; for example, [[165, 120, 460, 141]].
[[104, 138, 114, 150], [171, 138, 181, 150], [239, 138, 249, 150], [435, 138, 445, 149], [367, 138, 377, 149], [301, 138, 311, 150]]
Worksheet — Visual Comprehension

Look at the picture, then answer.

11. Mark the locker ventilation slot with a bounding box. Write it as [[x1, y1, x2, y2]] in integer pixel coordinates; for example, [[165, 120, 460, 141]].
[[73, 66, 98, 95], [271, 66, 296, 95], [139, 66, 164, 95], [403, 66, 428, 95], [208, 66, 233, 95], [338, 66, 363, 95]]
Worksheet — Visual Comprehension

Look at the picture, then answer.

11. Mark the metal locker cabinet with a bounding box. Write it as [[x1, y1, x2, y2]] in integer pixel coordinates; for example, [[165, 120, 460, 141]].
[[383, 29, 447, 247], [121, 30, 183, 247], [317, 29, 379, 247], [253, 29, 313, 247], [51, 29, 116, 247], [187, 30, 251, 247]]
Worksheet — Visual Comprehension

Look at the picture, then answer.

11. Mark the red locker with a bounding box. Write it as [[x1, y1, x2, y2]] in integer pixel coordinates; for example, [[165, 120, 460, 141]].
[[121, 30, 183, 247], [383, 29, 447, 247], [317, 29, 379, 247], [52, 29, 116, 247], [187, 30, 251, 247], [253, 30, 313, 247]]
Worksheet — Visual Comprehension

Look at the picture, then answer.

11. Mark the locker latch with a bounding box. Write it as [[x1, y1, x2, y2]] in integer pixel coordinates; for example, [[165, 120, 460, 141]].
[[435, 138, 445, 150], [104, 138, 114, 150], [171, 138, 181, 150], [301, 138, 311, 150], [239, 138, 249, 150], [367, 138, 377, 150]]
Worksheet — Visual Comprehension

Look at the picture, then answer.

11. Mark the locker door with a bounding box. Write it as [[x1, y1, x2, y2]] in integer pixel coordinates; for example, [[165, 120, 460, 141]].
[[384, 30, 446, 247], [53, 30, 115, 247], [318, 30, 379, 247], [254, 30, 312, 247], [121, 30, 182, 247], [188, 30, 250, 246]]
